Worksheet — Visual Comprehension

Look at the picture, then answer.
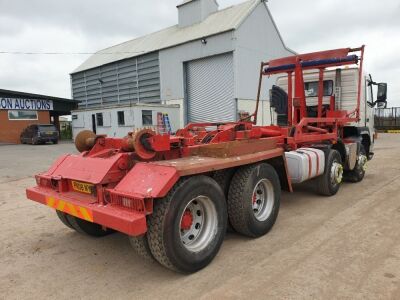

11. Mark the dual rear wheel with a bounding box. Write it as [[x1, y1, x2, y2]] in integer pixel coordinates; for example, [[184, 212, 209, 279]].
[[55, 163, 281, 273], [131, 164, 281, 273], [56, 211, 113, 237]]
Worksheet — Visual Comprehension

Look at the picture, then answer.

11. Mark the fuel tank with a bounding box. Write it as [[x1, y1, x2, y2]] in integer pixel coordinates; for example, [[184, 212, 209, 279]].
[[285, 148, 325, 183]]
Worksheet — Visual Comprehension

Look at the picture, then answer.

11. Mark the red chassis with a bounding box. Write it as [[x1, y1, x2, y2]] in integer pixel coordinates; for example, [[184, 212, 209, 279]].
[[26, 46, 365, 237]]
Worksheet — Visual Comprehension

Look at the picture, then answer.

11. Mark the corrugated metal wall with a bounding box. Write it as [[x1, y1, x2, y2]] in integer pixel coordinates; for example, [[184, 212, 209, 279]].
[[71, 52, 160, 108], [186, 53, 235, 123]]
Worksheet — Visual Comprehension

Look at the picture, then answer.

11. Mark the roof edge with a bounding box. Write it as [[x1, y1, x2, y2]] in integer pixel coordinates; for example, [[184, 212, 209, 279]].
[[232, 0, 261, 30], [0, 88, 79, 103], [70, 29, 236, 75], [177, 0, 219, 8], [263, 1, 297, 55], [71, 0, 269, 74]]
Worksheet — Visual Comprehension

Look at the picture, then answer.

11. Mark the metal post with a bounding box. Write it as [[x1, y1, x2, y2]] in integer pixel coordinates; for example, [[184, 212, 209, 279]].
[[287, 72, 292, 126], [317, 68, 324, 118], [253, 62, 264, 125], [355, 45, 365, 121]]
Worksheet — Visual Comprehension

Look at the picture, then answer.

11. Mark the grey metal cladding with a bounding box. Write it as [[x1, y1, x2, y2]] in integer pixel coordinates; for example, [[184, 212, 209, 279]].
[[186, 52, 235, 123], [71, 52, 160, 108]]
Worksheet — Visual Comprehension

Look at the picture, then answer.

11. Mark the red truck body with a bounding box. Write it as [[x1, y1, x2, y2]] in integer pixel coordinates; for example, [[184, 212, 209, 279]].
[[26, 46, 371, 273]]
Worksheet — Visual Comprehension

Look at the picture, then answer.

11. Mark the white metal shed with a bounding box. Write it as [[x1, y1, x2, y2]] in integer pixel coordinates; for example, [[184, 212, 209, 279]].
[[71, 0, 295, 127]]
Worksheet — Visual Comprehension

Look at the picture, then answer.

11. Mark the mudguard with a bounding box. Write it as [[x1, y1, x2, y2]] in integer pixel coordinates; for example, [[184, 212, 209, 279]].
[[110, 163, 180, 199]]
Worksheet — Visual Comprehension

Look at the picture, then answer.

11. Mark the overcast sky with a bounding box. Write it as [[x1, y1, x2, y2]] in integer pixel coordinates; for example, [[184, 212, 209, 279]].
[[0, 0, 399, 106]]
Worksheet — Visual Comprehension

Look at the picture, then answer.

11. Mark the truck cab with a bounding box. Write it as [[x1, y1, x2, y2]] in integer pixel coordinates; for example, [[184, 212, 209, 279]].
[[272, 67, 387, 159]]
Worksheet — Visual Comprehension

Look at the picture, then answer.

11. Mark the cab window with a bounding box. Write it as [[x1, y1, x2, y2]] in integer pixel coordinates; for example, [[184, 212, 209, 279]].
[[304, 80, 334, 97]]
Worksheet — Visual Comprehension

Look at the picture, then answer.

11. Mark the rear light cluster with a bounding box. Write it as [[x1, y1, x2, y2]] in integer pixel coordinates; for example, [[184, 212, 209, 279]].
[[35, 176, 52, 188], [35, 176, 68, 192], [110, 194, 153, 214]]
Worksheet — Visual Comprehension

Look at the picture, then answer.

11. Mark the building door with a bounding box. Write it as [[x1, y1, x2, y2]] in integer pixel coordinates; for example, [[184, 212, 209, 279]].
[[91, 114, 96, 134], [186, 53, 235, 123]]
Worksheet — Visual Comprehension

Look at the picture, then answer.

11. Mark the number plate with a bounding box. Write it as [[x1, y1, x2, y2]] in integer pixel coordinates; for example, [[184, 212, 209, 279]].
[[71, 181, 93, 194]]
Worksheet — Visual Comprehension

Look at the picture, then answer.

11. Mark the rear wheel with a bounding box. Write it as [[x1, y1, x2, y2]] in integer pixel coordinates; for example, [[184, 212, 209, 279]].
[[147, 176, 227, 273], [227, 163, 281, 238], [65, 214, 114, 237], [128, 235, 154, 261], [213, 169, 236, 232], [56, 211, 74, 230], [316, 149, 343, 196]]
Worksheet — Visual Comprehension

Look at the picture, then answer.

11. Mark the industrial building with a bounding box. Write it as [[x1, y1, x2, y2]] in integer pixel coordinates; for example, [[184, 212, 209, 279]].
[[0, 89, 79, 144], [70, 0, 294, 133]]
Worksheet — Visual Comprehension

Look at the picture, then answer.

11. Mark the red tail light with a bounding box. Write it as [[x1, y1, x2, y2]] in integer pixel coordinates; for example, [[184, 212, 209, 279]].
[[110, 194, 153, 214]]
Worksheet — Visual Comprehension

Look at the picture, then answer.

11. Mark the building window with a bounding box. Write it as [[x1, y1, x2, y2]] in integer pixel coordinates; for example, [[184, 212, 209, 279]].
[[96, 113, 103, 126], [8, 110, 38, 120], [72, 114, 78, 120], [142, 110, 153, 125], [304, 80, 334, 97], [117, 111, 125, 126]]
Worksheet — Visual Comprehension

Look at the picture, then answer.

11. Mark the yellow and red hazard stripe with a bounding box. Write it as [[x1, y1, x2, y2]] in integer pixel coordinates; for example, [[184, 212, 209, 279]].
[[46, 196, 93, 222]]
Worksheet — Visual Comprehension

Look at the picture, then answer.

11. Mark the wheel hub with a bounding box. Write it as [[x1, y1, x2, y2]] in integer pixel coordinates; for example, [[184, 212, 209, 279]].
[[180, 210, 193, 230], [179, 196, 218, 252], [331, 162, 343, 185], [252, 179, 274, 222], [358, 154, 367, 171]]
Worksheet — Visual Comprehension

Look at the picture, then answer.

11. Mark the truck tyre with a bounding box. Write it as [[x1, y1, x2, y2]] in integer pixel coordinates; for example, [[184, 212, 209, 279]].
[[316, 149, 343, 196], [344, 145, 367, 183], [128, 235, 154, 261], [56, 211, 74, 230], [65, 214, 114, 237], [147, 176, 227, 273], [227, 163, 281, 238], [213, 169, 236, 232]]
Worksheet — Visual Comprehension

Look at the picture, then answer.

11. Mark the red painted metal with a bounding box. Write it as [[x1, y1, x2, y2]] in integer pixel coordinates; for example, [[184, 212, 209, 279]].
[[26, 186, 147, 236], [287, 71, 293, 126], [111, 163, 180, 199], [25, 45, 366, 237], [180, 211, 193, 230], [268, 48, 350, 68], [317, 68, 324, 118]]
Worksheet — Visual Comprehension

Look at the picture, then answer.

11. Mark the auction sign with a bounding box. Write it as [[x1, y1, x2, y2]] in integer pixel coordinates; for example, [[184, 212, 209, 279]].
[[0, 98, 53, 111]]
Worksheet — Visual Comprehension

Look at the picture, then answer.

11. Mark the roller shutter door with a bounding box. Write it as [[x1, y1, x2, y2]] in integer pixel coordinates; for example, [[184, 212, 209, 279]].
[[186, 53, 235, 123]]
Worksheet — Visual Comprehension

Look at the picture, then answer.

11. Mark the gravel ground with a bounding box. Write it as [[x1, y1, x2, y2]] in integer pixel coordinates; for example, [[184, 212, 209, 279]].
[[0, 135, 399, 299]]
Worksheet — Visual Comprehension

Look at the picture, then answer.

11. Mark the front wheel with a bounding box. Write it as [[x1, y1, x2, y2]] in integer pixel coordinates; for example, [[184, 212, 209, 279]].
[[147, 176, 227, 273], [344, 145, 367, 183], [227, 163, 281, 238], [316, 149, 343, 196]]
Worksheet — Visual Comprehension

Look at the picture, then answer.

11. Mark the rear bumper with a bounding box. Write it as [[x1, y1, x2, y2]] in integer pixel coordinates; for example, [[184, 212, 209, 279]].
[[26, 186, 147, 236]]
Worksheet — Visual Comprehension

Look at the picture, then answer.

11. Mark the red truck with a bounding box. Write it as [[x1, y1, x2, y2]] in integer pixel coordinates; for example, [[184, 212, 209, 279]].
[[26, 46, 387, 273]]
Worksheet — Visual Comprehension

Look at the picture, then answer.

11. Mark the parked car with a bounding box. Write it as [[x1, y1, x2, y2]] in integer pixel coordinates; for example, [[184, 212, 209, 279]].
[[20, 124, 59, 145]]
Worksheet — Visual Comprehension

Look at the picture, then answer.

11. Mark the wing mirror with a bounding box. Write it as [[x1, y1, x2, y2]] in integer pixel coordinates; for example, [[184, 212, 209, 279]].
[[377, 83, 387, 102], [375, 83, 387, 108]]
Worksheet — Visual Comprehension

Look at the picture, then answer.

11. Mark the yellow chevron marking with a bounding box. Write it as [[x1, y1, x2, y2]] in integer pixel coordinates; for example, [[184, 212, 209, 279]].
[[46, 197, 55, 208], [79, 207, 93, 222], [45, 197, 93, 222], [57, 200, 66, 211]]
